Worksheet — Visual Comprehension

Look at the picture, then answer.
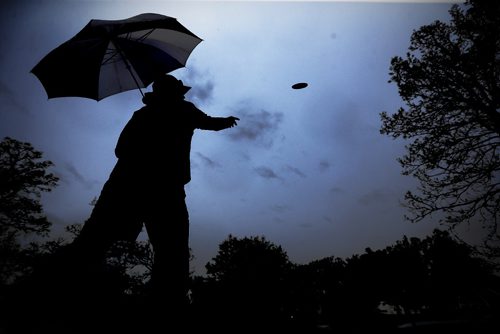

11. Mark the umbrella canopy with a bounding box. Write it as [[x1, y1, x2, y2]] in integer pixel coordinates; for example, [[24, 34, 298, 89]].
[[31, 13, 202, 101]]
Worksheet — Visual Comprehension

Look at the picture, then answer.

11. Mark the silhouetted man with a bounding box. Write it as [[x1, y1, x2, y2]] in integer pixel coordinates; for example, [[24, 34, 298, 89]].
[[71, 74, 239, 313]]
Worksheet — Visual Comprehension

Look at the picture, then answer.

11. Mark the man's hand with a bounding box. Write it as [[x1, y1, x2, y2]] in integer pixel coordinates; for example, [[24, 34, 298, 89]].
[[227, 116, 240, 128]]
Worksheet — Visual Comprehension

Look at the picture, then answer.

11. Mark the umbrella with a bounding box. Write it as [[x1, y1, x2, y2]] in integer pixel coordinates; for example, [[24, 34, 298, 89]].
[[31, 13, 202, 101]]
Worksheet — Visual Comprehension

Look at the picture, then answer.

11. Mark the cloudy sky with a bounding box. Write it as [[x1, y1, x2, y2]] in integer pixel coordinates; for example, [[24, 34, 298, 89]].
[[0, 0, 464, 274]]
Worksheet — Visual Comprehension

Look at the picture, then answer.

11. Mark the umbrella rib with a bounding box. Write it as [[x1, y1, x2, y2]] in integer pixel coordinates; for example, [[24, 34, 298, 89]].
[[134, 29, 154, 42], [102, 29, 158, 66], [102, 48, 121, 65], [122, 29, 155, 43], [111, 39, 144, 98]]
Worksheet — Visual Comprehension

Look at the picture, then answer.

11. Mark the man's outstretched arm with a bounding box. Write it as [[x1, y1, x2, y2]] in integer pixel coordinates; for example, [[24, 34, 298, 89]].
[[198, 115, 240, 131]]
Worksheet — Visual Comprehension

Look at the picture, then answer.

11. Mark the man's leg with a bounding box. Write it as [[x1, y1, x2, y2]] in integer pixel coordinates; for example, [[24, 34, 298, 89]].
[[144, 186, 190, 310]]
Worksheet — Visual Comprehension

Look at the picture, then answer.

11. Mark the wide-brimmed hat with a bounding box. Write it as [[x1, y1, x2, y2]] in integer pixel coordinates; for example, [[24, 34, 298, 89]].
[[152, 74, 191, 95]]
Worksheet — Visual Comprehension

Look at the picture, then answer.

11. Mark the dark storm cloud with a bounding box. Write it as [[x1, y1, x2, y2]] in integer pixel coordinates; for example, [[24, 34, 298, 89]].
[[323, 216, 333, 223], [184, 66, 215, 105], [284, 165, 307, 178], [187, 79, 214, 105], [227, 108, 284, 147], [196, 152, 221, 169], [61, 161, 96, 189], [254, 166, 280, 180], [319, 160, 331, 172], [270, 204, 290, 213]]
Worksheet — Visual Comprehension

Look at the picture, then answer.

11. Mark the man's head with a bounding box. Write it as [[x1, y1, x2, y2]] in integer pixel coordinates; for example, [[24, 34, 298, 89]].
[[152, 74, 191, 96]]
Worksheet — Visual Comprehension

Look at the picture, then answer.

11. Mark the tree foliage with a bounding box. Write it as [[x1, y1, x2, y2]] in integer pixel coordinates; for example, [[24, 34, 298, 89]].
[[205, 234, 291, 283], [0, 137, 59, 237], [197, 231, 498, 331], [203, 235, 292, 328], [0, 137, 59, 284], [380, 1, 500, 246], [292, 230, 497, 331]]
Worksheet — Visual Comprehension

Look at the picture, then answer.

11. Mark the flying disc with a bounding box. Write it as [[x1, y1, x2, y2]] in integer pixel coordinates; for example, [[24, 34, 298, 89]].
[[292, 82, 308, 89]]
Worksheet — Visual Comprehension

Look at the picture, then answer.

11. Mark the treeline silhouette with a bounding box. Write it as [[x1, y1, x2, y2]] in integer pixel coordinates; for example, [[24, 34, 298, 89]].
[[1, 136, 499, 333], [2, 227, 499, 333]]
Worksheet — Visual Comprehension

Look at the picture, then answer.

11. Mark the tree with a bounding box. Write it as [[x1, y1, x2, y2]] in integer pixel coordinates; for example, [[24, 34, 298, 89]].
[[336, 230, 497, 326], [0, 137, 59, 284], [380, 1, 500, 249], [421, 229, 498, 316], [206, 234, 291, 282], [204, 235, 292, 328], [288, 257, 346, 329]]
